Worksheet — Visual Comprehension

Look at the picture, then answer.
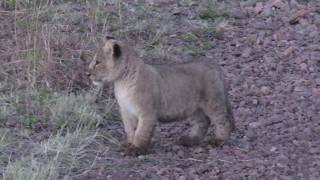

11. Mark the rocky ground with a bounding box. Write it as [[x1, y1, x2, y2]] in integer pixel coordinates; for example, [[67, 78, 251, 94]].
[[1, 0, 319, 179]]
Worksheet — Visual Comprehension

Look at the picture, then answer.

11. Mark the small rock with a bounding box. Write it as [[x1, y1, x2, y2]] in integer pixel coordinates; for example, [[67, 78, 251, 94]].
[[293, 86, 311, 97], [194, 147, 205, 154], [262, 5, 273, 17], [209, 148, 218, 154], [249, 121, 262, 128], [283, 46, 295, 57], [270, 0, 286, 9], [252, 99, 258, 105], [178, 176, 187, 180], [170, 34, 177, 38], [276, 162, 286, 168], [294, 86, 306, 92], [240, 100, 246, 107], [245, 127, 257, 142], [5, 120, 17, 127], [308, 26, 319, 38], [172, 8, 182, 15], [174, 167, 184, 173], [241, 0, 256, 7], [270, 146, 277, 152], [312, 88, 320, 96], [172, 145, 180, 152], [232, 9, 247, 19], [300, 63, 308, 71], [289, 0, 304, 8], [255, 2, 264, 14], [157, 168, 167, 176], [303, 127, 312, 136], [212, 166, 220, 174], [167, 152, 173, 157], [292, 140, 299, 146], [177, 150, 184, 157], [289, 9, 311, 25], [309, 147, 318, 154], [261, 86, 271, 94], [242, 48, 252, 58], [197, 164, 210, 174], [189, 167, 197, 175]]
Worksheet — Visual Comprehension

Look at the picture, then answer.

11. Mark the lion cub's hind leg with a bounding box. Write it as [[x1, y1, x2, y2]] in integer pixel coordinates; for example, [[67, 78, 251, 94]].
[[202, 102, 233, 147], [178, 110, 210, 147]]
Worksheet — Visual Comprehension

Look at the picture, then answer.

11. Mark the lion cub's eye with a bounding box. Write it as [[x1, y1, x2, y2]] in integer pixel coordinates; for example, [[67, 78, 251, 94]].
[[95, 60, 101, 66]]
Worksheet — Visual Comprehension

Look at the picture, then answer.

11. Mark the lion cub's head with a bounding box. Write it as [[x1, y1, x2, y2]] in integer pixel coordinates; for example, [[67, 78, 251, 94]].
[[88, 39, 126, 86]]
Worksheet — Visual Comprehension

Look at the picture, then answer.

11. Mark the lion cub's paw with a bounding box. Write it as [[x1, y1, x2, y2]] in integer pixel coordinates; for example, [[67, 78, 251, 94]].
[[123, 144, 149, 156], [177, 136, 200, 147], [209, 139, 225, 147], [119, 141, 130, 151]]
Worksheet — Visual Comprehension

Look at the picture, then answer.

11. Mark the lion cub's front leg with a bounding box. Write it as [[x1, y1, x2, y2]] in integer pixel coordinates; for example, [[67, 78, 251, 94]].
[[125, 113, 156, 156], [121, 111, 138, 146]]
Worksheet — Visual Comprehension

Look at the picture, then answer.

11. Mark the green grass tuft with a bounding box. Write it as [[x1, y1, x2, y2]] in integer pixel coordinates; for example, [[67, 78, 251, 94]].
[[198, 5, 229, 20]]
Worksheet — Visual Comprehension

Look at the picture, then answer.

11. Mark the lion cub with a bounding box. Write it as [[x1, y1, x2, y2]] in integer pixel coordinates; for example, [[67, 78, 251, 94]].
[[88, 38, 234, 155]]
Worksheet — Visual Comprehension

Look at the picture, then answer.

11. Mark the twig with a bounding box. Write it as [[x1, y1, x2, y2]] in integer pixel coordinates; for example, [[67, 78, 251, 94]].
[[217, 158, 233, 163], [289, 9, 314, 25], [234, 147, 249, 152], [0, 10, 25, 14], [2, 60, 25, 66], [187, 158, 204, 162], [265, 121, 282, 127], [237, 159, 255, 162]]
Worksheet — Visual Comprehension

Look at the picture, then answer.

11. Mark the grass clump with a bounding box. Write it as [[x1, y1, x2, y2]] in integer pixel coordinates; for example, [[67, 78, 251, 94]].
[[50, 92, 103, 130], [0, 88, 112, 179], [3, 129, 102, 180], [0, 89, 103, 131]]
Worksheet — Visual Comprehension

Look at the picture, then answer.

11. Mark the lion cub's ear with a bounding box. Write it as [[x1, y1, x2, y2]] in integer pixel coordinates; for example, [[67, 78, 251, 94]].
[[113, 43, 122, 58], [101, 38, 122, 59]]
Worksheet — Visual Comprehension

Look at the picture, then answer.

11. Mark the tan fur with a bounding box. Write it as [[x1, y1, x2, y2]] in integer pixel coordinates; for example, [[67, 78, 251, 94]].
[[88, 39, 235, 155]]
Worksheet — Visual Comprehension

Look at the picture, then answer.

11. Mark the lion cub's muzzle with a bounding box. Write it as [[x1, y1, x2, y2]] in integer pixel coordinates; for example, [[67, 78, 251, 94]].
[[86, 71, 103, 86]]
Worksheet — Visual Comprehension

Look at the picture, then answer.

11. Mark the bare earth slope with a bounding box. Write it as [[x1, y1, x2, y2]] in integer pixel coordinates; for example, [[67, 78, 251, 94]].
[[1, 0, 319, 179], [84, 1, 320, 179]]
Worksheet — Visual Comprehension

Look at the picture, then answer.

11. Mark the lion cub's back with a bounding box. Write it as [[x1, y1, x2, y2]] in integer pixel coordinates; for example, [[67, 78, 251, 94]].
[[151, 61, 223, 117], [153, 61, 222, 86], [153, 61, 209, 90]]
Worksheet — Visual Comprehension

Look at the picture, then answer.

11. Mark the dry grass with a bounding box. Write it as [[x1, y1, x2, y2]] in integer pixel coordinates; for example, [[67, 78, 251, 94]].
[[3, 129, 105, 180], [0, 89, 113, 179], [0, 0, 122, 178]]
